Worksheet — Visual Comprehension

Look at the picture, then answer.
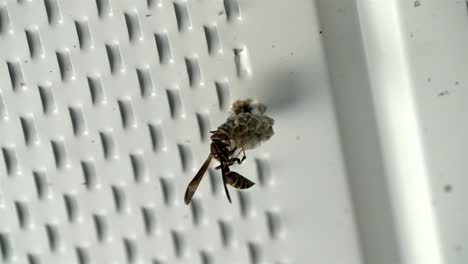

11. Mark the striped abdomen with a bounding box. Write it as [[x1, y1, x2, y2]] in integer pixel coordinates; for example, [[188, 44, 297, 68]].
[[226, 171, 255, 189]]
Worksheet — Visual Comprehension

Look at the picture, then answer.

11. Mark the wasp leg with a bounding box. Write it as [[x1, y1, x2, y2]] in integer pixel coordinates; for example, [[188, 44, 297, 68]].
[[231, 148, 246, 165], [215, 159, 238, 170], [220, 164, 232, 203], [215, 148, 238, 169], [240, 148, 246, 163], [228, 147, 238, 156], [229, 148, 245, 165], [215, 157, 242, 170]]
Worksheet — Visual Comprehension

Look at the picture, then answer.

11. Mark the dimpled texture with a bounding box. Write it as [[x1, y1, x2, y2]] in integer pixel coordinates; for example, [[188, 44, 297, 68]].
[[0, 1, 290, 263]]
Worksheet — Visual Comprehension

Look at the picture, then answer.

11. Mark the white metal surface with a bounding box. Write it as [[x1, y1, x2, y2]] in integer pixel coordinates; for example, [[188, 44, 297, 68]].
[[0, 0, 466, 264]]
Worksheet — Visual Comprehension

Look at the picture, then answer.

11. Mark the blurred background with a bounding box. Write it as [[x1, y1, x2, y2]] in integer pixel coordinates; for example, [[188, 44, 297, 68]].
[[0, 0, 466, 263]]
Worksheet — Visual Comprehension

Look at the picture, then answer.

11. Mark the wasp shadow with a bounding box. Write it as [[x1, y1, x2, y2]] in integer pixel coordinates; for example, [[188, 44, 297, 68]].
[[249, 65, 322, 115]]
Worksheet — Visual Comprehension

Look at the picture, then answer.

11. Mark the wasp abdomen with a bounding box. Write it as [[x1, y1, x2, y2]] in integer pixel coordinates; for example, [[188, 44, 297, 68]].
[[226, 171, 255, 189]]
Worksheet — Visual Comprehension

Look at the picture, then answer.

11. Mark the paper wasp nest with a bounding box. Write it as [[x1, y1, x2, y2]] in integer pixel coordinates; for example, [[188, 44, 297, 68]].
[[218, 99, 275, 150]]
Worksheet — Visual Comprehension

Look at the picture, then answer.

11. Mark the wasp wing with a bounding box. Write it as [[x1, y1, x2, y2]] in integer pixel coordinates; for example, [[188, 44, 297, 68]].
[[184, 154, 213, 205], [226, 171, 255, 189]]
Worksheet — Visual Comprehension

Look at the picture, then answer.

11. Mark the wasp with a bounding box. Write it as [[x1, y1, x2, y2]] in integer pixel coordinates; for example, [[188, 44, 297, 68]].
[[184, 130, 255, 204], [184, 99, 274, 205]]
